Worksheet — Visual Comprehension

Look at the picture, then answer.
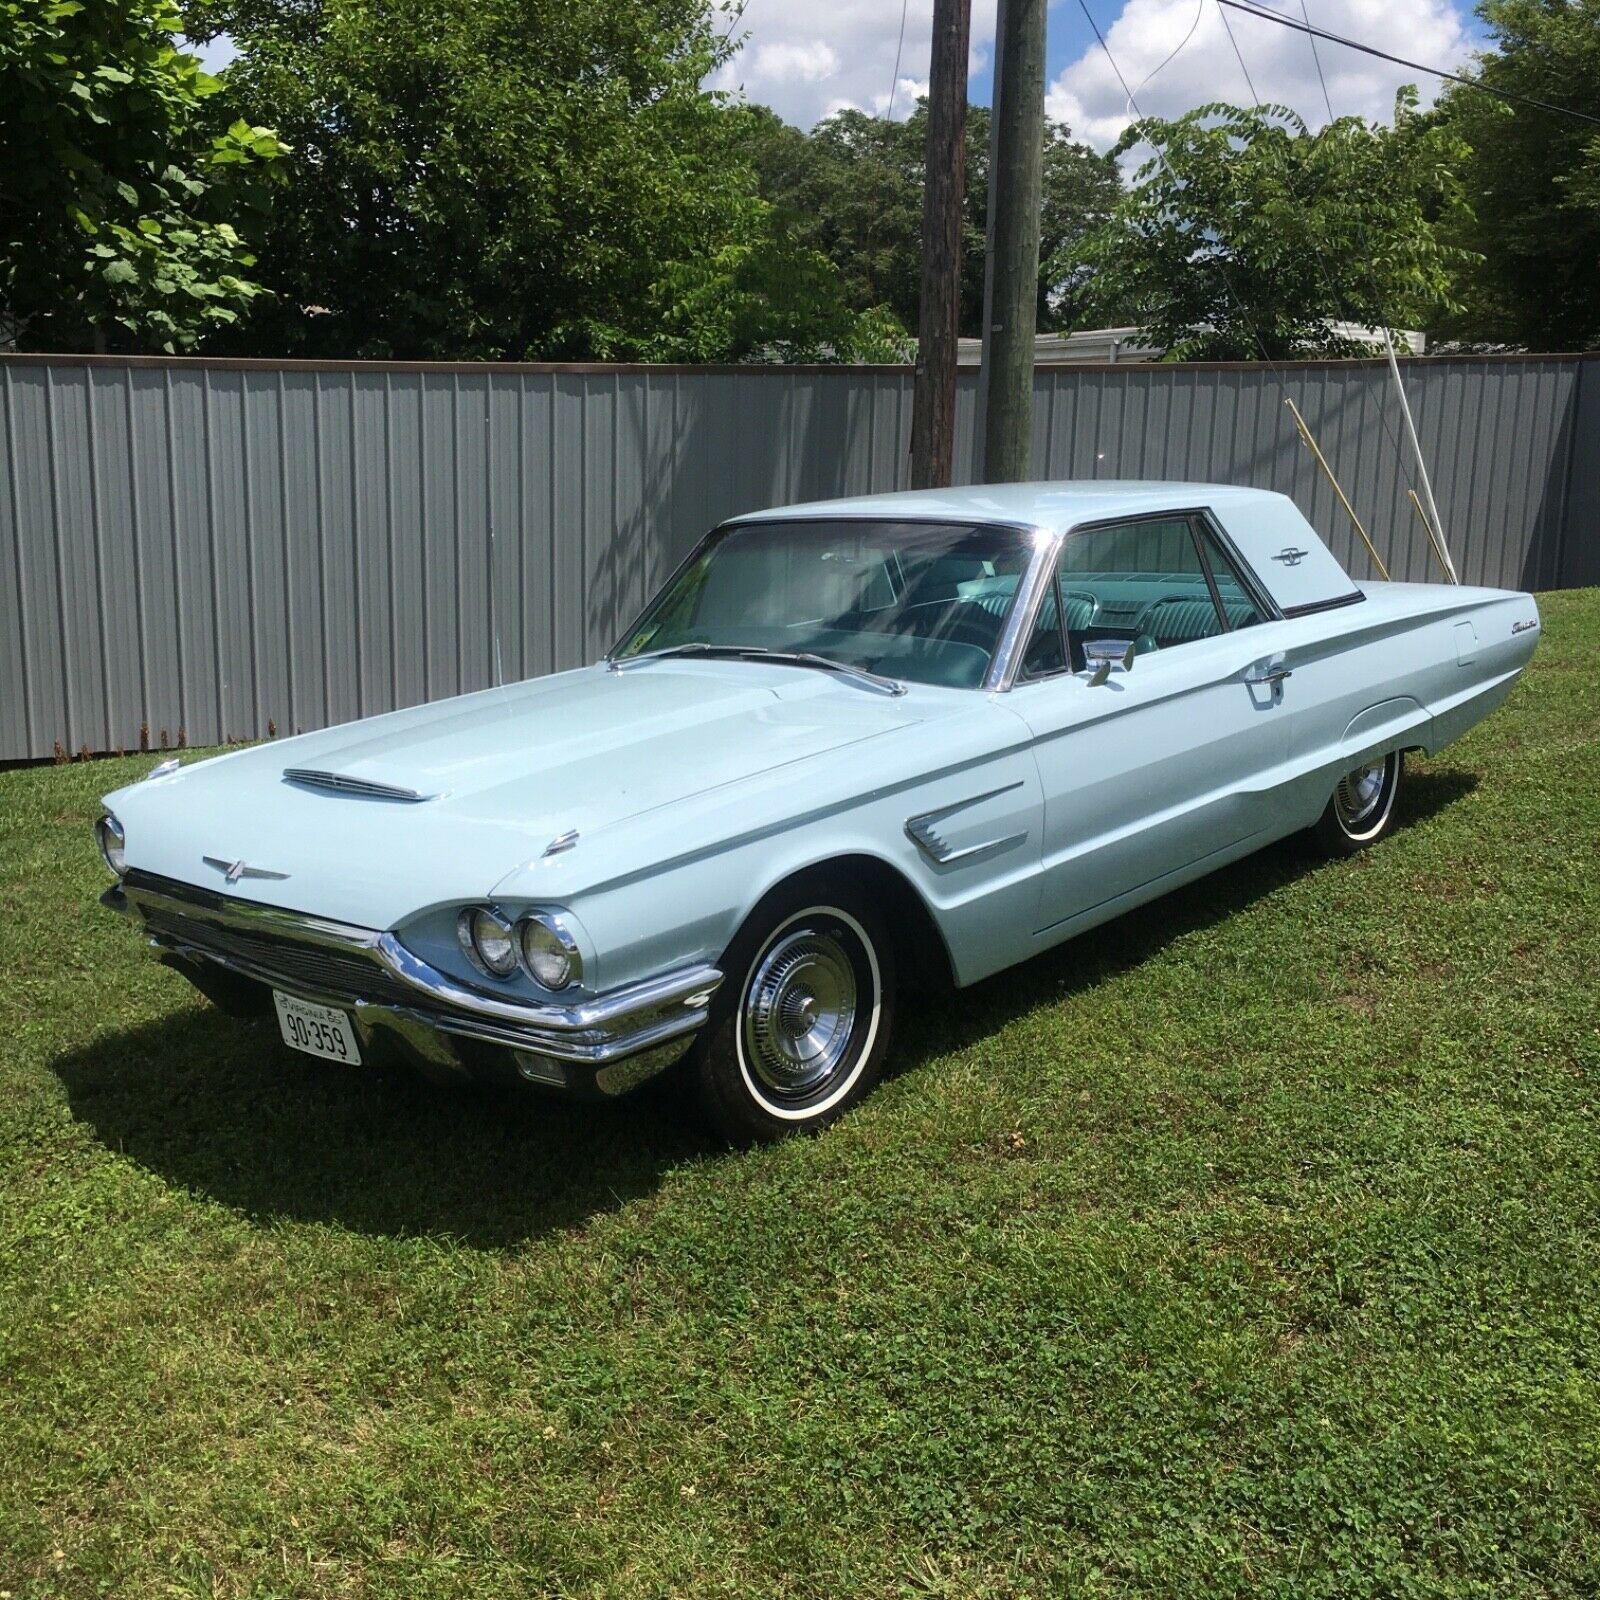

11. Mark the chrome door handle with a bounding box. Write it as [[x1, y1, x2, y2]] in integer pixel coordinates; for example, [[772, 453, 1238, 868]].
[[1245, 662, 1293, 687]]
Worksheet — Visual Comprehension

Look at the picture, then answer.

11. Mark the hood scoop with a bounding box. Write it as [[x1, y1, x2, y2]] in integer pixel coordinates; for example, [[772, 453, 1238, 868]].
[[283, 767, 436, 803]]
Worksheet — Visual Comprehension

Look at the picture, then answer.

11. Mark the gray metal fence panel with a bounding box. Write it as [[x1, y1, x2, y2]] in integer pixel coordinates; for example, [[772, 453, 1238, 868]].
[[1, 352, 1594, 762]]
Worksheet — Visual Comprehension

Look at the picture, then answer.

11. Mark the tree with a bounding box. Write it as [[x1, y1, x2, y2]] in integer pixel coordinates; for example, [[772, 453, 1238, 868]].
[[0, 0, 285, 351], [1067, 97, 1469, 360], [186, 0, 894, 361], [1429, 0, 1600, 349], [741, 102, 1119, 339]]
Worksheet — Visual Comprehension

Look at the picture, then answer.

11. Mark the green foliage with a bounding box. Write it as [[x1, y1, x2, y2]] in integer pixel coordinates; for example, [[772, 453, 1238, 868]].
[[742, 101, 1120, 338], [2, 593, 1598, 1594], [190, 0, 896, 362], [0, 0, 285, 351], [1429, 0, 1600, 349], [1069, 97, 1469, 360]]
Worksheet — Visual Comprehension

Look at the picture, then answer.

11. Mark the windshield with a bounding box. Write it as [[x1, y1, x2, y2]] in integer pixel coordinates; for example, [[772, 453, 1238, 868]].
[[612, 518, 1035, 689]]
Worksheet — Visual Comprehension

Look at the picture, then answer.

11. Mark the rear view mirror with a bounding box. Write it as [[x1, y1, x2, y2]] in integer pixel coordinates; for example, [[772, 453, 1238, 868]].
[[1081, 638, 1136, 685]]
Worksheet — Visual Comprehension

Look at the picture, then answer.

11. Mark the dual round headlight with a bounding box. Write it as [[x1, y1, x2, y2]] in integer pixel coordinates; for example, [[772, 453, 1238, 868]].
[[457, 907, 582, 990], [96, 813, 126, 878]]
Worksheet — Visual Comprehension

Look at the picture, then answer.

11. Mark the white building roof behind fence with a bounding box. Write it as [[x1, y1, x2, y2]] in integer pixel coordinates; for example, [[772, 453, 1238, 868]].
[[953, 326, 1425, 365]]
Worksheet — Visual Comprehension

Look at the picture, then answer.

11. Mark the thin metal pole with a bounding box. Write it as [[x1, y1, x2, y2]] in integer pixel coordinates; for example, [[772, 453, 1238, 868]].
[[1383, 330, 1459, 583], [1408, 488, 1455, 582], [1284, 397, 1391, 581]]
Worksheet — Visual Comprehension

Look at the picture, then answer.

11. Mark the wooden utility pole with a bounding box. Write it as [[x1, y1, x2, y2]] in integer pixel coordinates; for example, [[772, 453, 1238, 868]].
[[979, 0, 1046, 483], [910, 0, 972, 489]]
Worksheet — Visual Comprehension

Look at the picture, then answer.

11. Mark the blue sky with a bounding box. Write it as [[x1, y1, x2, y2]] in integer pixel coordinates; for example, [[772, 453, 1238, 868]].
[[708, 0, 1486, 148]]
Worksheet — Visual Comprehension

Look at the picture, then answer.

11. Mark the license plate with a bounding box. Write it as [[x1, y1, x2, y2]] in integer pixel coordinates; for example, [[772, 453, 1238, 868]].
[[273, 991, 362, 1065]]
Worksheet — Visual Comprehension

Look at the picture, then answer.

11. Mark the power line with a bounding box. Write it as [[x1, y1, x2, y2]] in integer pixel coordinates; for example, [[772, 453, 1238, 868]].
[[1073, 0, 1297, 393], [719, 0, 755, 43], [1214, 0, 1425, 531], [885, 0, 912, 121], [1286, 0, 1456, 577], [1216, 0, 1600, 128], [1124, 0, 1205, 122], [1293, 0, 1335, 126]]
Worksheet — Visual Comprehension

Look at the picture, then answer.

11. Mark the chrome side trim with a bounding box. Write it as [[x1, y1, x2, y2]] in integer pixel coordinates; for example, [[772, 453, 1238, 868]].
[[906, 827, 1029, 867], [115, 872, 722, 1067], [904, 780, 1028, 865]]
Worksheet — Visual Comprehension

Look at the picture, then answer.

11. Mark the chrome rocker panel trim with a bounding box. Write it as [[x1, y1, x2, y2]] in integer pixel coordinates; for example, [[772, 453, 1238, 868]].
[[107, 871, 722, 1091]]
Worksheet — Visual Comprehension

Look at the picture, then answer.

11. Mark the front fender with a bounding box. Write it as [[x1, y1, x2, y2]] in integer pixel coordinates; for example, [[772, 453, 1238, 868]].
[[548, 743, 1046, 995]]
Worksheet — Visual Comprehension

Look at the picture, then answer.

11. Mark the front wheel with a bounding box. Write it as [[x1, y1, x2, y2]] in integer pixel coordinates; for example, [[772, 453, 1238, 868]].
[[692, 879, 896, 1143], [1312, 751, 1403, 856]]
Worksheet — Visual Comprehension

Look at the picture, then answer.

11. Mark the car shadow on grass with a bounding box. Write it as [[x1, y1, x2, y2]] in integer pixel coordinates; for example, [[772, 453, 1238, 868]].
[[53, 765, 1478, 1249], [53, 1016, 715, 1249]]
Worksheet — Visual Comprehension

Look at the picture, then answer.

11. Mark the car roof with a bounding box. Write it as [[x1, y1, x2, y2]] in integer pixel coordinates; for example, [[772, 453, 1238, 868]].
[[721, 481, 1289, 535]]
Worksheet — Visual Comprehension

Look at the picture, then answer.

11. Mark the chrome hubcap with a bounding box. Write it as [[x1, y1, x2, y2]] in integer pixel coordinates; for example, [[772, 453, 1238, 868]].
[[1335, 758, 1389, 831], [742, 926, 858, 1098]]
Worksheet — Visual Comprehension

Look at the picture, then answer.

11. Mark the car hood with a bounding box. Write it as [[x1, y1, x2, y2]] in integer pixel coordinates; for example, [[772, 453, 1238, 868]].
[[106, 660, 933, 928]]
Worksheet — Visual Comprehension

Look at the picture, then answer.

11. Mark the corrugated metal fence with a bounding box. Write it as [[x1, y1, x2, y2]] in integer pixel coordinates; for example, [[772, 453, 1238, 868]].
[[2, 352, 1596, 762]]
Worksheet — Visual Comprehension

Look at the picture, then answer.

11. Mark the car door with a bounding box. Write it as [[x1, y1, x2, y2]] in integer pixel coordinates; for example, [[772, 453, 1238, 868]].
[[1007, 511, 1294, 936]]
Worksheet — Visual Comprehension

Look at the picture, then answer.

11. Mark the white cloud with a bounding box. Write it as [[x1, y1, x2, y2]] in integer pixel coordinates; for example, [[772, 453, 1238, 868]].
[[1047, 0, 1472, 152], [709, 0, 999, 127], [748, 41, 841, 83]]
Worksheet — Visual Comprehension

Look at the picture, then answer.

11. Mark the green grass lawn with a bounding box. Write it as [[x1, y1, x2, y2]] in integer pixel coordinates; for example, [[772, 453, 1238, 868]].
[[3, 592, 1598, 1599]]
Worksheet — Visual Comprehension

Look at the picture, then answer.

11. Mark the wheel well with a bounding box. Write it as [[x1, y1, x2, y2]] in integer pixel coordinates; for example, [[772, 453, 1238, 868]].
[[750, 855, 956, 996]]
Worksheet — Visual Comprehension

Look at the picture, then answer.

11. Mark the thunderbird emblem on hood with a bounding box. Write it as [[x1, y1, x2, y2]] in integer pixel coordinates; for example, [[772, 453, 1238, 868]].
[[203, 856, 291, 885]]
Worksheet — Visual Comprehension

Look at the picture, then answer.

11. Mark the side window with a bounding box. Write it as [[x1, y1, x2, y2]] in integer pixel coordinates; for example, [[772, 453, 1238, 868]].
[[1057, 516, 1225, 654], [1017, 514, 1273, 680], [1021, 579, 1066, 677], [1194, 524, 1268, 631]]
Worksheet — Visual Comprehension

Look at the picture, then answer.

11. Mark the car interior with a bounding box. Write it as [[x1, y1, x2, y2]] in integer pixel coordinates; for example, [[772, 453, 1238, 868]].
[[1021, 515, 1269, 676]]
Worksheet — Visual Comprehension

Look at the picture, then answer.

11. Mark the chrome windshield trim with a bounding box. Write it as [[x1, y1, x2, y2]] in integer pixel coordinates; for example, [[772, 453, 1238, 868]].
[[610, 643, 906, 697], [983, 525, 1064, 692], [116, 871, 723, 1062]]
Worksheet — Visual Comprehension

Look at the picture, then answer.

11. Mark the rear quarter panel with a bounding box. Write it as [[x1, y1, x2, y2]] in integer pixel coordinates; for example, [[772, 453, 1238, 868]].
[[1271, 582, 1540, 827]]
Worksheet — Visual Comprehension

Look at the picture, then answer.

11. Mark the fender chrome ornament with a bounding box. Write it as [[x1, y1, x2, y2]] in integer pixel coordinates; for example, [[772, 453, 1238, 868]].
[[1512, 618, 1538, 634], [1272, 546, 1310, 566], [905, 781, 1027, 866], [202, 856, 291, 885]]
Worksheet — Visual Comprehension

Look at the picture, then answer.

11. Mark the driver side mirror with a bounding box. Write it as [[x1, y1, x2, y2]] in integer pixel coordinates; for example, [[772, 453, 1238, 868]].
[[1081, 638, 1136, 686]]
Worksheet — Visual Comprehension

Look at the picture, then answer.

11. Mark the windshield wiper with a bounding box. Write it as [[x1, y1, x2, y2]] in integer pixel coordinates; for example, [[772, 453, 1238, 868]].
[[609, 642, 907, 697]]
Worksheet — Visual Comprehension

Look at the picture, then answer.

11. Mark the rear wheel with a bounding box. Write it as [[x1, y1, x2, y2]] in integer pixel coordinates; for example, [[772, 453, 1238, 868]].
[[693, 877, 895, 1143], [1312, 751, 1402, 856]]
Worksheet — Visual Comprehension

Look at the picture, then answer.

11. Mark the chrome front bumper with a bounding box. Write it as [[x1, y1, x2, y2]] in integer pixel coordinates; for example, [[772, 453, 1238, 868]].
[[106, 871, 723, 1095]]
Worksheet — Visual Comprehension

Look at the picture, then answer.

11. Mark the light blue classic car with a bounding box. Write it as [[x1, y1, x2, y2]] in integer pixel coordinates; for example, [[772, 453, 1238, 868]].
[[98, 482, 1540, 1140]]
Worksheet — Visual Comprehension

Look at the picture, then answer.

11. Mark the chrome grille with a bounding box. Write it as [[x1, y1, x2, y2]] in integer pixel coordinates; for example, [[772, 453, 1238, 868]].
[[141, 905, 417, 1007]]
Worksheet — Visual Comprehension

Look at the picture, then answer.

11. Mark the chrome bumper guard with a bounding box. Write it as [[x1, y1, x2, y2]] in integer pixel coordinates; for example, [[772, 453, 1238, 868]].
[[107, 871, 722, 1095]]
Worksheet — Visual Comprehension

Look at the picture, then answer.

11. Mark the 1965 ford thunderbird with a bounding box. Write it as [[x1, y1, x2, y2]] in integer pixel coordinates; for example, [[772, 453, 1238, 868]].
[[98, 482, 1540, 1140]]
